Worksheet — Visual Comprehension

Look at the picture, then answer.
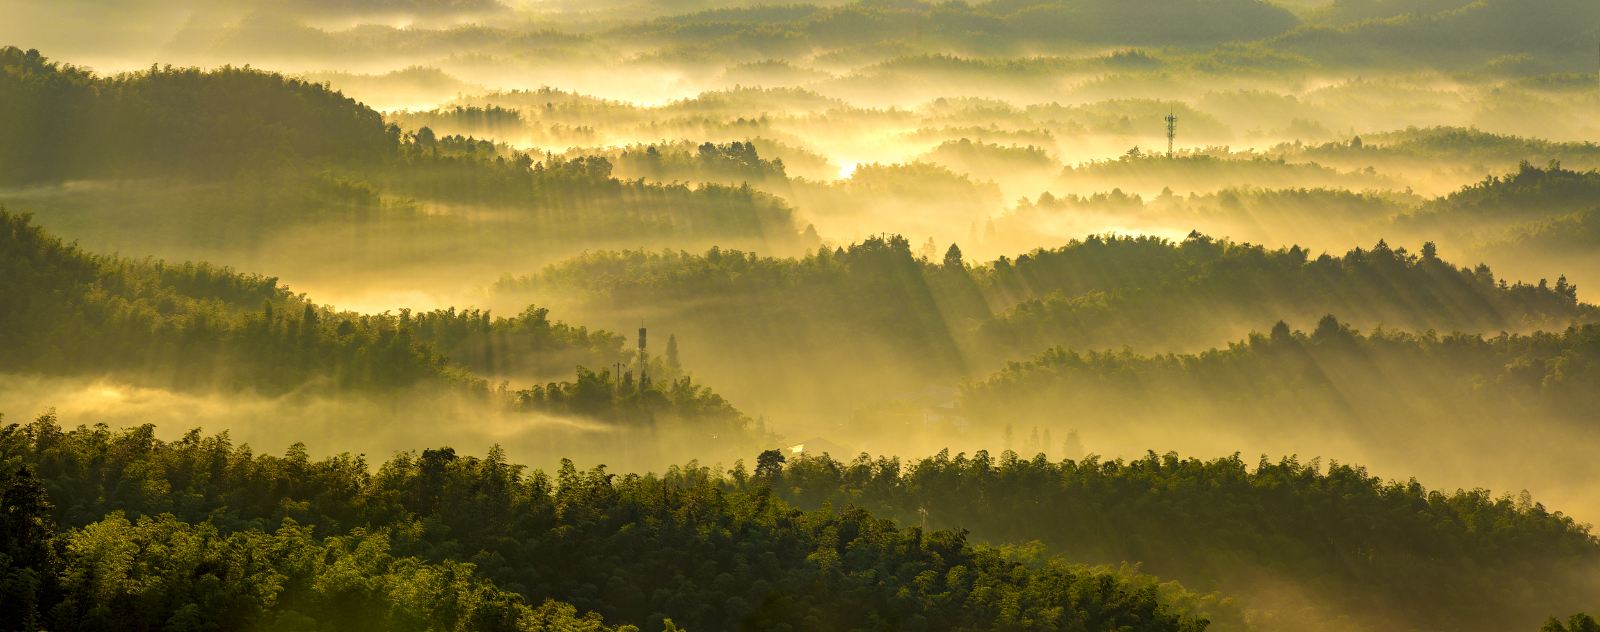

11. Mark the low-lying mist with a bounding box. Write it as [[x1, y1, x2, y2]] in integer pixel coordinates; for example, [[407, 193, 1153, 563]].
[[0, 373, 762, 476]]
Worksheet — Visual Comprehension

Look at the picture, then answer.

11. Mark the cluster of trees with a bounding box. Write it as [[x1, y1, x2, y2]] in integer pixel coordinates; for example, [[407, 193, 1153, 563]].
[[0, 209, 459, 393], [407, 305, 630, 382], [505, 236, 981, 396], [1405, 162, 1600, 227], [980, 232, 1589, 354], [0, 48, 811, 263], [0, 209, 757, 439], [3, 506, 626, 631], [1494, 208, 1600, 259], [965, 317, 1600, 425], [388, 104, 527, 140], [1283, 127, 1600, 174], [0, 47, 396, 184], [994, 186, 1415, 257], [1545, 615, 1600, 632], [0, 418, 1214, 631], [507, 231, 1592, 397], [919, 139, 1057, 179], [611, 141, 787, 183], [360, 131, 809, 248], [764, 449, 1600, 631], [515, 366, 762, 448]]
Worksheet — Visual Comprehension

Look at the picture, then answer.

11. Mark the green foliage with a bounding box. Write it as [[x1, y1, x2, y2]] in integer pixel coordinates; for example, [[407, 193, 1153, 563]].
[[0, 48, 808, 257], [408, 305, 630, 380], [504, 236, 980, 386], [1289, 127, 1600, 168], [0, 210, 722, 409], [1409, 162, 1600, 224], [980, 233, 1589, 353], [368, 146, 803, 244], [388, 104, 527, 139], [0, 209, 461, 393], [0, 465, 59, 631], [920, 138, 1057, 177], [0, 46, 396, 184], [965, 318, 1600, 424], [1000, 186, 1415, 252], [609, 141, 787, 183], [1545, 614, 1600, 632], [0, 419, 1210, 631], [505, 230, 1590, 401], [775, 449, 1600, 631], [49, 514, 628, 632], [1493, 208, 1600, 257], [516, 367, 758, 444]]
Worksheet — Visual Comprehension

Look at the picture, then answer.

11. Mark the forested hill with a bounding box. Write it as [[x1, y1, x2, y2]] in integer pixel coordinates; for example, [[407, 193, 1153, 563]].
[[1287, 128, 1600, 171], [1, 207, 470, 393], [0, 46, 394, 183], [0, 47, 810, 259], [770, 450, 1600, 632], [953, 318, 1600, 560], [0, 209, 741, 425], [501, 233, 1594, 412], [0, 418, 1216, 632], [978, 232, 1590, 353], [964, 316, 1600, 426], [1404, 162, 1600, 227]]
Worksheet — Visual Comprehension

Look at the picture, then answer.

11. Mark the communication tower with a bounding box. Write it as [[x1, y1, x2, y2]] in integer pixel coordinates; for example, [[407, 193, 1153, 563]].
[[1165, 111, 1178, 157], [637, 326, 649, 390]]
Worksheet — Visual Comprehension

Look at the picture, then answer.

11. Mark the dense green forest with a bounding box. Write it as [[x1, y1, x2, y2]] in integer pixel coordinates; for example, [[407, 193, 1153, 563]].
[[1282, 127, 1600, 174], [770, 449, 1600, 631], [0, 47, 811, 286], [1491, 209, 1600, 266], [1545, 614, 1600, 632], [964, 317, 1600, 428], [0, 418, 1215, 632], [0, 48, 394, 183], [499, 231, 1592, 419], [994, 186, 1416, 253], [0, 208, 765, 466], [4, 415, 1593, 631], [601, 141, 790, 184], [1404, 162, 1600, 229], [0, 208, 453, 393], [951, 318, 1600, 548]]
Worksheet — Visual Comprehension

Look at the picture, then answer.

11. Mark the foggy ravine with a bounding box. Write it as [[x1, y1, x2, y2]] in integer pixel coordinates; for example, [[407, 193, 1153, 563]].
[[3, 1, 1600, 631]]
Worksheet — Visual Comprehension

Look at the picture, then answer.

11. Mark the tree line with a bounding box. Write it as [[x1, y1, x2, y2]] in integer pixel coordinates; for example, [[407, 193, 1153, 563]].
[[761, 448, 1600, 631], [0, 417, 1214, 631], [0, 47, 811, 254], [501, 231, 1593, 401], [0, 210, 763, 446]]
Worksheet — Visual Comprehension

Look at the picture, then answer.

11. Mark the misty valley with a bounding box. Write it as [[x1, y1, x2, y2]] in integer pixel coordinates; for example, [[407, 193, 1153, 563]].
[[2, 1, 1600, 630]]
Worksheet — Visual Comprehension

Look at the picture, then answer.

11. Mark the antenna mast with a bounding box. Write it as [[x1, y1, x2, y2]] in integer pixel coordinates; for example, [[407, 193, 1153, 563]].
[[1165, 111, 1178, 157], [637, 326, 649, 391]]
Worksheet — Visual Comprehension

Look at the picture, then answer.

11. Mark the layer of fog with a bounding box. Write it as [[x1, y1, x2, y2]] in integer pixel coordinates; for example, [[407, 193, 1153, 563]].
[[0, 373, 761, 475]]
